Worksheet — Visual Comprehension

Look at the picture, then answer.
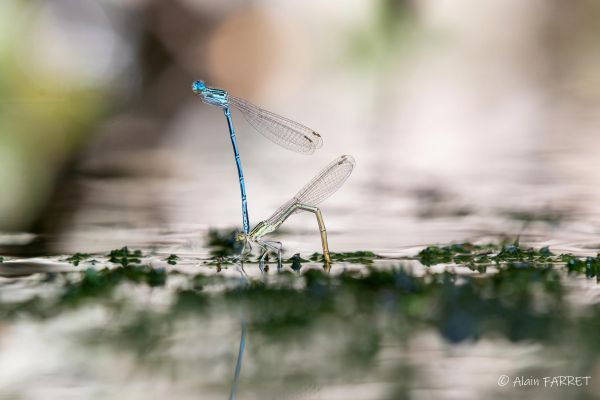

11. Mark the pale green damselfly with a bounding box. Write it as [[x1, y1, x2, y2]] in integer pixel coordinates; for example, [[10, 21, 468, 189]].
[[238, 155, 355, 273]]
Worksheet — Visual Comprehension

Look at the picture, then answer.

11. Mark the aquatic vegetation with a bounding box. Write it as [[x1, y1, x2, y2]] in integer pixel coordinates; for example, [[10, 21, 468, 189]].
[[287, 253, 305, 272], [330, 250, 382, 264], [418, 242, 499, 266], [62, 264, 166, 304], [306, 250, 383, 265], [64, 252, 92, 266], [0, 241, 598, 331], [165, 254, 179, 265], [560, 253, 600, 278], [108, 247, 143, 267], [416, 241, 599, 278], [1, 242, 599, 400], [0, 262, 574, 345]]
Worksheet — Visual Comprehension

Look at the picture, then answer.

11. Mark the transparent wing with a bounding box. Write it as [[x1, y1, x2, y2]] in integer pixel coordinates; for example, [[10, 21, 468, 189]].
[[265, 155, 355, 225], [294, 155, 355, 206], [228, 95, 323, 154]]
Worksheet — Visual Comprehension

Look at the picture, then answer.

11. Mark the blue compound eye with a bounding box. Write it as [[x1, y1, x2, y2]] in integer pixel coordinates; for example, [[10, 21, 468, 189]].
[[192, 80, 206, 93]]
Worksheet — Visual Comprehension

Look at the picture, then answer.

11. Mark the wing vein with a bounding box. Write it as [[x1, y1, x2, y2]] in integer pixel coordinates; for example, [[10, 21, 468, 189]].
[[229, 95, 323, 154], [265, 155, 355, 225]]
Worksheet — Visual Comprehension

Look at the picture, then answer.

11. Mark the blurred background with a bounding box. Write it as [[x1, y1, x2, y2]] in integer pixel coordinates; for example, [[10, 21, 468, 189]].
[[3, 2, 600, 399], [2, 0, 600, 256]]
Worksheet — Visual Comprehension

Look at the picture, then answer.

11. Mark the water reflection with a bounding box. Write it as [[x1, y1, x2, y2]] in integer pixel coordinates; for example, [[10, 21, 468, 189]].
[[0, 253, 599, 399]]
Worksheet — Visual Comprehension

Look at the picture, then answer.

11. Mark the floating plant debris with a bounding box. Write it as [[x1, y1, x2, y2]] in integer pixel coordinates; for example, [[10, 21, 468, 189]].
[[64, 252, 92, 266], [309, 250, 382, 264], [165, 254, 179, 265], [108, 247, 143, 267]]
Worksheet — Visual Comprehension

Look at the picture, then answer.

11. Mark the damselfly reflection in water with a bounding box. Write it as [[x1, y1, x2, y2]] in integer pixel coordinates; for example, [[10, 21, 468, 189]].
[[237, 155, 355, 273], [192, 80, 323, 234]]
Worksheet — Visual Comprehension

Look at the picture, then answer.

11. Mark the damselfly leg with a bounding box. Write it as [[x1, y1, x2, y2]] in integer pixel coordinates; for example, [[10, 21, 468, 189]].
[[296, 204, 332, 272], [261, 240, 283, 272]]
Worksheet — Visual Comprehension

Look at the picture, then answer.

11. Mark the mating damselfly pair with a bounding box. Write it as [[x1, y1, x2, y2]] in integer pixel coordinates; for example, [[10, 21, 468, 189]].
[[193, 80, 354, 272]]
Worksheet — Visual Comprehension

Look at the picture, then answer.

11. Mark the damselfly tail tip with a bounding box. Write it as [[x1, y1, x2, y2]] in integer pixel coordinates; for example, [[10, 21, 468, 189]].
[[191, 80, 206, 93]]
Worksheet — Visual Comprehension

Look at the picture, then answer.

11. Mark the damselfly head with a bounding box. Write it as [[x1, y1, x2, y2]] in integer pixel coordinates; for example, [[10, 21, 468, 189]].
[[191, 80, 206, 93], [236, 231, 247, 242]]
